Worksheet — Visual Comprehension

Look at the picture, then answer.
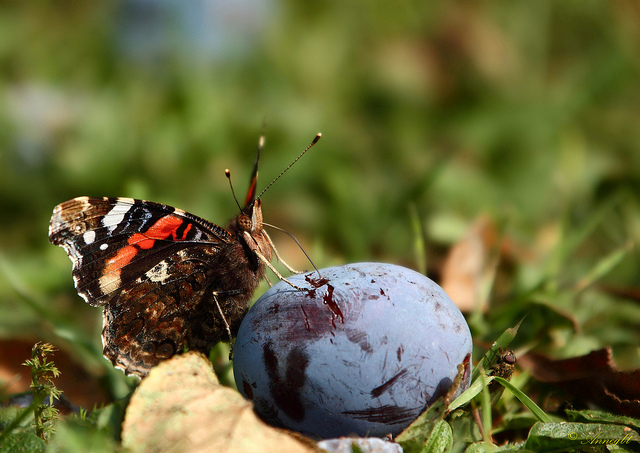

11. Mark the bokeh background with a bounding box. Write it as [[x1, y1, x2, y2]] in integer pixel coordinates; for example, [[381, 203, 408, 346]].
[[1, 1, 639, 409]]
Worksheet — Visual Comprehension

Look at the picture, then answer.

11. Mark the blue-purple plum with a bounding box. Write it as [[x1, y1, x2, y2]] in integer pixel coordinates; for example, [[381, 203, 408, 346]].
[[232, 262, 472, 438]]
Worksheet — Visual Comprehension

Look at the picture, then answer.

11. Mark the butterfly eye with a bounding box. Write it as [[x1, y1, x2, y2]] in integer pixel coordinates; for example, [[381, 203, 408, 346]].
[[238, 214, 252, 231]]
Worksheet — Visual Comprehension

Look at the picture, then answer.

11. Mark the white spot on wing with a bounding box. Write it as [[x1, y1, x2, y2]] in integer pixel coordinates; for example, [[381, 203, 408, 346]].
[[147, 260, 171, 283], [83, 230, 96, 245], [99, 272, 121, 295], [100, 243, 108, 251], [102, 198, 135, 233], [177, 249, 191, 260]]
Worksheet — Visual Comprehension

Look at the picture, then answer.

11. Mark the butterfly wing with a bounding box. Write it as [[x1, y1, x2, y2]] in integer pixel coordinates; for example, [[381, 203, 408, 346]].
[[49, 196, 251, 376], [49, 196, 232, 306]]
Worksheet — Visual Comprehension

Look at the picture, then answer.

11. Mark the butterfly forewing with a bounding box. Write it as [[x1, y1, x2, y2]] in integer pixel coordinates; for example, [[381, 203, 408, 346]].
[[49, 197, 232, 306]]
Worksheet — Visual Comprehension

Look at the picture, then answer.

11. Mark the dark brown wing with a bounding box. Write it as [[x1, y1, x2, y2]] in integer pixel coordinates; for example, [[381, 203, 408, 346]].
[[100, 239, 253, 377], [49, 196, 254, 376]]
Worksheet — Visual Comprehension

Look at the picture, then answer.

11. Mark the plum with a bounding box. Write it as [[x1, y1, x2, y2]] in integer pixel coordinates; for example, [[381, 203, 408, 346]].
[[232, 262, 472, 439]]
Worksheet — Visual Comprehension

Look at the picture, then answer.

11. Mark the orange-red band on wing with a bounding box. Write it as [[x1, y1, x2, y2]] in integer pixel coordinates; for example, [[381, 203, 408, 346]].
[[105, 215, 191, 275], [128, 215, 188, 249], [105, 245, 138, 276]]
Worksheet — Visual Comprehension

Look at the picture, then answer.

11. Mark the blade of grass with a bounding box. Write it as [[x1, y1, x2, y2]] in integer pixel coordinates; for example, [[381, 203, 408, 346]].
[[472, 320, 522, 382], [574, 241, 633, 292], [449, 376, 495, 412], [480, 372, 492, 444], [545, 193, 623, 292], [493, 376, 552, 423]]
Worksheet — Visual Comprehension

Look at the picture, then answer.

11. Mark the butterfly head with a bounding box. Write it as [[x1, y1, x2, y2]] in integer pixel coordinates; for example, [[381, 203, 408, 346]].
[[236, 198, 263, 234], [226, 132, 321, 237]]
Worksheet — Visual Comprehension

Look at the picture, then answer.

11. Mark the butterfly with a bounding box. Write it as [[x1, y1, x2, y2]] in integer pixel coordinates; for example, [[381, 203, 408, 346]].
[[49, 133, 320, 377]]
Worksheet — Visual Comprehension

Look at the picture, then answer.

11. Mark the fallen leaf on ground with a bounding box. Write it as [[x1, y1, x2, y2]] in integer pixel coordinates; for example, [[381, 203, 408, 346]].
[[121, 351, 316, 453], [518, 348, 640, 418], [440, 215, 500, 312]]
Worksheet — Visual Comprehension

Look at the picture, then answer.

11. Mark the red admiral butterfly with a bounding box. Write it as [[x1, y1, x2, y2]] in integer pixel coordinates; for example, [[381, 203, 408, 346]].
[[49, 134, 321, 377]]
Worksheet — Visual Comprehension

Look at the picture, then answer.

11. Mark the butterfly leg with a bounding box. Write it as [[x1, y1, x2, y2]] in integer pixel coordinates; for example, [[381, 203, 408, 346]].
[[253, 250, 305, 290], [212, 291, 233, 344], [262, 230, 304, 274]]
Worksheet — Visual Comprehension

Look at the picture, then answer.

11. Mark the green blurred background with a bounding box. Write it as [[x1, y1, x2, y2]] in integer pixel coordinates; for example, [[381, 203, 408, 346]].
[[1, 1, 639, 404]]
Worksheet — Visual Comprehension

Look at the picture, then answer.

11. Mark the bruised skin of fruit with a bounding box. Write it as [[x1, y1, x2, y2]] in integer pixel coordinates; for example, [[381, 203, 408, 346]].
[[233, 262, 472, 438]]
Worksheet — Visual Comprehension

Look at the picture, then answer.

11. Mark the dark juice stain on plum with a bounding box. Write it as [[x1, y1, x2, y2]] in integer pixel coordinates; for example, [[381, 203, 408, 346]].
[[263, 341, 309, 422], [305, 274, 329, 288], [300, 304, 311, 331], [347, 330, 373, 354], [370, 369, 409, 398], [279, 293, 349, 344], [304, 274, 329, 299], [342, 404, 419, 425], [242, 381, 254, 400], [323, 284, 344, 327]]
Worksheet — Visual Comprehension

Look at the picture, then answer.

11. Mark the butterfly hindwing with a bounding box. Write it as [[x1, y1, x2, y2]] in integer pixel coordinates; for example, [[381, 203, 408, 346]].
[[100, 241, 236, 376]]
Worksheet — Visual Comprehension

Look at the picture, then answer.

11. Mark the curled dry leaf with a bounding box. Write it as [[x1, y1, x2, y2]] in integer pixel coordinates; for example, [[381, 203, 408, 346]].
[[440, 215, 500, 312], [121, 352, 316, 453], [518, 348, 640, 418]]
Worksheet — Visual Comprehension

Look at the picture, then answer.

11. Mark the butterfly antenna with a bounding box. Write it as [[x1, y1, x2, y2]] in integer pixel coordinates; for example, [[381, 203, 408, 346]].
[[257, 133, 321, 200], [262, 222, 321, 277], [225, 169, 243, 212]]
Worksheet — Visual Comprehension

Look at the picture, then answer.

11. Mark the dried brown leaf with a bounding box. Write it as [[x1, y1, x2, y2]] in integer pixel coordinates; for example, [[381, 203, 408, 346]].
[[121, 351, 316, 453], [519, 348, 640, 418], [440, 215, 499, 312]]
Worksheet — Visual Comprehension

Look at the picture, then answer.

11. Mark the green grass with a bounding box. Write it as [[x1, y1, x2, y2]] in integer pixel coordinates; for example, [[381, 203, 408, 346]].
[[1, 1, 639, 451]]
